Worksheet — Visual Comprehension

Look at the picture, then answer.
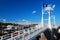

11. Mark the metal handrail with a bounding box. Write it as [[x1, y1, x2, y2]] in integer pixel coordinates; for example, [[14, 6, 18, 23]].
[[0, 27, 42, 40]]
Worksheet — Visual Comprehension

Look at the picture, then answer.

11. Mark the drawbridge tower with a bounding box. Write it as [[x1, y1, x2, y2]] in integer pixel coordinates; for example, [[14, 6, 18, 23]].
[[41, 3, 56, 29]]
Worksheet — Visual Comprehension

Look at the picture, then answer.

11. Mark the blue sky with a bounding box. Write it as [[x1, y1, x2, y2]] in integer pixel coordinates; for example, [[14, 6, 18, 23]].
[[0, 0, 60, 25]]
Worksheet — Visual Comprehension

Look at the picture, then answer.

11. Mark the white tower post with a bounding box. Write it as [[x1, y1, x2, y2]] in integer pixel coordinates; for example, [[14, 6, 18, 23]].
[[41, 8, 44, 27], [48, 10, 51, 29]]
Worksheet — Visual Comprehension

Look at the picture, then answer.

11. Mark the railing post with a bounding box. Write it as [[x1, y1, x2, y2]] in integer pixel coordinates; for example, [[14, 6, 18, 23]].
[[18, 31, 20, 37], [18, 31, 20, 40], [11, 33, 15, 40], [23, 29, 25, 40]]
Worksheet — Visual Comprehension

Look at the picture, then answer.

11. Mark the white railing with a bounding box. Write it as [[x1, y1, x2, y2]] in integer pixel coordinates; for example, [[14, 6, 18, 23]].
[[0, 26, 47, 40]]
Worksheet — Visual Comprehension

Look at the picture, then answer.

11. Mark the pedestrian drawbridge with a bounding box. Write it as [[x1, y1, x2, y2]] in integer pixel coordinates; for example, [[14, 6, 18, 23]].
[[0, 24, 47, 40]]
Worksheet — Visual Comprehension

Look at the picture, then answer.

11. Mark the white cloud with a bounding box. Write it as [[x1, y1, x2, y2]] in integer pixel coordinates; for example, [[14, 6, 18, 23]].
[[53, 5, 55, 8], [22, 19, 26, 22], [32, 10, 36, 14], [3, 19, 6, 22]]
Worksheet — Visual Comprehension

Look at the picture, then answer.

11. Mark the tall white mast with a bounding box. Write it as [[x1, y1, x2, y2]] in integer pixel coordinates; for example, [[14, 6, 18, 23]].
[[41, 7, 44, 27], [48, 10, 51, 29]]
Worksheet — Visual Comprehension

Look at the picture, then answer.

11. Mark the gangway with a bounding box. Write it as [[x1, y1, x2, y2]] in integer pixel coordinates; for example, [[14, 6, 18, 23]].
[[0, 24, 47, 40]]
